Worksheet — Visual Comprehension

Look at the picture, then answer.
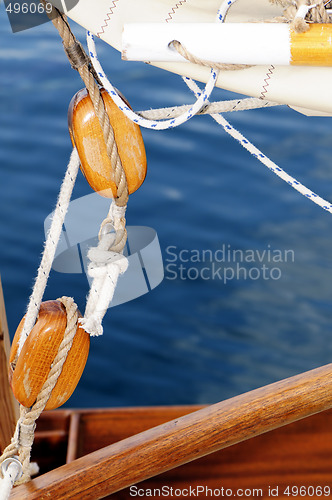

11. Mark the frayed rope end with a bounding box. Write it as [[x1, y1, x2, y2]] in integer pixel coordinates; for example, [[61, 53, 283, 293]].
[[79, 316, 104, 336]]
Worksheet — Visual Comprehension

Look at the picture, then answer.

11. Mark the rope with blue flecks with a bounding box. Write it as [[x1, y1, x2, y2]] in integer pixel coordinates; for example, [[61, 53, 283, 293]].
[[86, 0, 235, 130], [87, 0, 332, 214], [183, 76, 332, 212]]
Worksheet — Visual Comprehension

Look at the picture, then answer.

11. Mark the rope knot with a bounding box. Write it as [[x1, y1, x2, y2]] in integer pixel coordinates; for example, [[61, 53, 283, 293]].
[[80, 203, 128, 336], [87, 250, 129, 279]]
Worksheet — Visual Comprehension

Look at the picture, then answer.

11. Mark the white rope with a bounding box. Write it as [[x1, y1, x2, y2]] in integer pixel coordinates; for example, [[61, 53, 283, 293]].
[[184, 76, 332, 213], [86, 0, 240, 130], [0, 458, 22, 500], [295, 3, 316, 19], [17, 148, 80, 355], [80, 203, 129, 336], [138, 97, 280, 120], [87, 31, 217, 130]]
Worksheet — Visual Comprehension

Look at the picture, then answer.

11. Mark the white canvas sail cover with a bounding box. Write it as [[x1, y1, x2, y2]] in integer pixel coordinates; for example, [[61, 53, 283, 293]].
[[49, 0, 332, 115]]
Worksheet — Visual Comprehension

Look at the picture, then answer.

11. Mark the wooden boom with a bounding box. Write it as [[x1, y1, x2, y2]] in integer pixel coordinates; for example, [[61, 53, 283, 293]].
[[11, 362, 332, 499]]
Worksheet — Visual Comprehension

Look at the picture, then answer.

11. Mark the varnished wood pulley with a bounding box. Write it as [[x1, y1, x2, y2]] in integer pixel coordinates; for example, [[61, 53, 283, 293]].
[[68, 88, 147, 198], [9, 300, 90, 410]]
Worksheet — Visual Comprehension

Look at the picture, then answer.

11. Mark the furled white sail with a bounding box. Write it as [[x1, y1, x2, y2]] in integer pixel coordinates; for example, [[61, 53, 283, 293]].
[[49, 0, 332, 115]]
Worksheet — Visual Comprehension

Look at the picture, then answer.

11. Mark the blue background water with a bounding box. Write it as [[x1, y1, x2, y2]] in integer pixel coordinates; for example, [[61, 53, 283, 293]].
[[1, 8, 332, 409]]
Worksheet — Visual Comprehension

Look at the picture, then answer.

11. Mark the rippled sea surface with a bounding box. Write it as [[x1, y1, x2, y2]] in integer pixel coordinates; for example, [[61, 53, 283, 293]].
[[1, 9, 332, 409]]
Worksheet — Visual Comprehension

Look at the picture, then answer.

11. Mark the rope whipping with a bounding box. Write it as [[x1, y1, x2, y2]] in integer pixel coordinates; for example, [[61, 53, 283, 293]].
[[0, 297, 79, 487]]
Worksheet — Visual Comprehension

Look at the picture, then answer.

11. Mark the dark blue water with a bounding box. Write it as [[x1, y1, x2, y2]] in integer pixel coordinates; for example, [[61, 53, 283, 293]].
[[1, 8, 332, 409]]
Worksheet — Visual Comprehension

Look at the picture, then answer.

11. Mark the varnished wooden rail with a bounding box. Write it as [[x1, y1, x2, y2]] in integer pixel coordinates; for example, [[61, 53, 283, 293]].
[[0, 277, 19, 452], [11, 362, 332, 499]]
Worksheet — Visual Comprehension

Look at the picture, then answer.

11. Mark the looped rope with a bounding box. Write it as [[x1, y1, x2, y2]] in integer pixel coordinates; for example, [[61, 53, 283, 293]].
[[169, 40, 251, 71], [0, 297, 79, 487]]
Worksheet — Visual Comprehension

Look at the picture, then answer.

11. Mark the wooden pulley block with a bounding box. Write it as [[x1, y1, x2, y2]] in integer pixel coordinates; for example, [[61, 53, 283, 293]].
[[68, 87, 147, 198], [9, 300, 90, 410]]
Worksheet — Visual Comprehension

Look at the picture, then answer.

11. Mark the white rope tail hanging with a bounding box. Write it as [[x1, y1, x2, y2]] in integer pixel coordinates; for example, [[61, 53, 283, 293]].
[[80, 203, 129, 336]]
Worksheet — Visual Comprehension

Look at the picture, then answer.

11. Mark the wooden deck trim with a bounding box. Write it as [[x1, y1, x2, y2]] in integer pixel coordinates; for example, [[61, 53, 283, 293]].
[[66, 412, 81, 463], [11, 362, 332, 499]]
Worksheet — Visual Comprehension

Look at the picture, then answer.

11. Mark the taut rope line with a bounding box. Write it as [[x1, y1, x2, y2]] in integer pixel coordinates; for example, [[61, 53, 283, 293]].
[[18, 148, 80, 356], [183, 76, 332, 213], [138, 98, 279, 119]]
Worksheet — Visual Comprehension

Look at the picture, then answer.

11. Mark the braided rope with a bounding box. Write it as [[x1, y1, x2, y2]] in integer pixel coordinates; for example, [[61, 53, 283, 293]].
[[87, 0, 332, 215], [85, 0, 240, 130], [184, 75, 332, 213], [0, 297, 78, 486], [87, 31, 218, 131]]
